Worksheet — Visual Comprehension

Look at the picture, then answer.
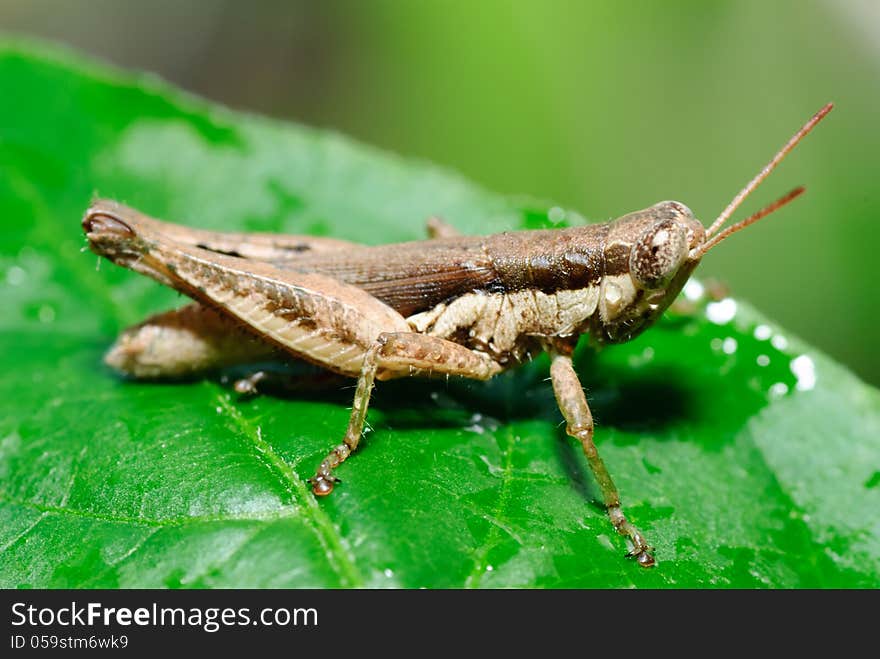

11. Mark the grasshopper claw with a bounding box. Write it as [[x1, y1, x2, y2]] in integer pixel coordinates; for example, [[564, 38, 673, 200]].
[[625, 536, 656, 568], [308, 474, 341, 496], [234, 371, 267, 396], [627, 546, 656, 568], [608, 505, 656, 568]]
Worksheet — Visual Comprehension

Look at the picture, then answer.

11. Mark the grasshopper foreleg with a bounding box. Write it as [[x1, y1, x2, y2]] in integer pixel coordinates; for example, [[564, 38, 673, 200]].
[[548, 350, 655, 567], [309, 332, 503, 495]]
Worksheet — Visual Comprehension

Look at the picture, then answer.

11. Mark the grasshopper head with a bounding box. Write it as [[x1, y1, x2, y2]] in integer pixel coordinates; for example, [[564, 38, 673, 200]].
[[590, 102, 833, 344], [591, 201, 705, 344], [627, 201, 705, 290]]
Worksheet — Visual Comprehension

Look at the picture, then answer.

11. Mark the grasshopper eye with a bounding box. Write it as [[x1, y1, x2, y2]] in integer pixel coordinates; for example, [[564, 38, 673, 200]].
[[630, 219, 688, 289]]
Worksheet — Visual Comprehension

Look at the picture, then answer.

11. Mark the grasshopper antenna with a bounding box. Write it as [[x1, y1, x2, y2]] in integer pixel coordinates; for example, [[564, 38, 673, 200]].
[[703, 102, 833, 241], [693, 186, 805, 257]]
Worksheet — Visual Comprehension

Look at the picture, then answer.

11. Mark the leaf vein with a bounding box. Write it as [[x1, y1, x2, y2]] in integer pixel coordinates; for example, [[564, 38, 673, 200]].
[[464, 427, 518, 588], [215, 393, 364, 587], [0, 511, 49, 554], [0, 492, 299, 527]]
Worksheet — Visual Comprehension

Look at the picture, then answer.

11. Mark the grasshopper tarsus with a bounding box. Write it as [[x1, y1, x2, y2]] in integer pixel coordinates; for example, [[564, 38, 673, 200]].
[[233, 370, 267, 396], [631, 548, 656, 569], [609, 506, 655, 567], [308, 474, 341, 496], [84, 104, 833, 569]]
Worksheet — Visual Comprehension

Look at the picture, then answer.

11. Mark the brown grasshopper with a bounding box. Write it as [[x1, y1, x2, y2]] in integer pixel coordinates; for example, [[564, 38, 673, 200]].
[[82, 104, 832, 567]]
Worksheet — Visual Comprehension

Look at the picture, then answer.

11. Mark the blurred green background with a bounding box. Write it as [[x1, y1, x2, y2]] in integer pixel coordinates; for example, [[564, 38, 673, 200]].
[[2, 0, 878, 385]]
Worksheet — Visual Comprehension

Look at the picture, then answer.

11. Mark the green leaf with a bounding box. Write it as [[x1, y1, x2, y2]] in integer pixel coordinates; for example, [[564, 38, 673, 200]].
[[1, 41, 878, 588]]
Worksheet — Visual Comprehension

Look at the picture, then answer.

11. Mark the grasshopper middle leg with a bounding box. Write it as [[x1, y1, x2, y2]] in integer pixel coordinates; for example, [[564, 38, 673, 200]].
[[425, 215, 461, 239], [548, 350, 655, 567], [309, 332, 503, 495]]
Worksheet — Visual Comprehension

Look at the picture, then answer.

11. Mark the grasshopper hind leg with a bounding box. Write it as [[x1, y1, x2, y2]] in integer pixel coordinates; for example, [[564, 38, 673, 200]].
[[105, 303, 278, 379], [308, 343, 381, 495], [308, 332, 503, 495]]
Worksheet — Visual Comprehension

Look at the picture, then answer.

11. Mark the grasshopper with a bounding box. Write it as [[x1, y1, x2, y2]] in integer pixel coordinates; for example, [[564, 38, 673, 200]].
[[82, 104, 832, 567]]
